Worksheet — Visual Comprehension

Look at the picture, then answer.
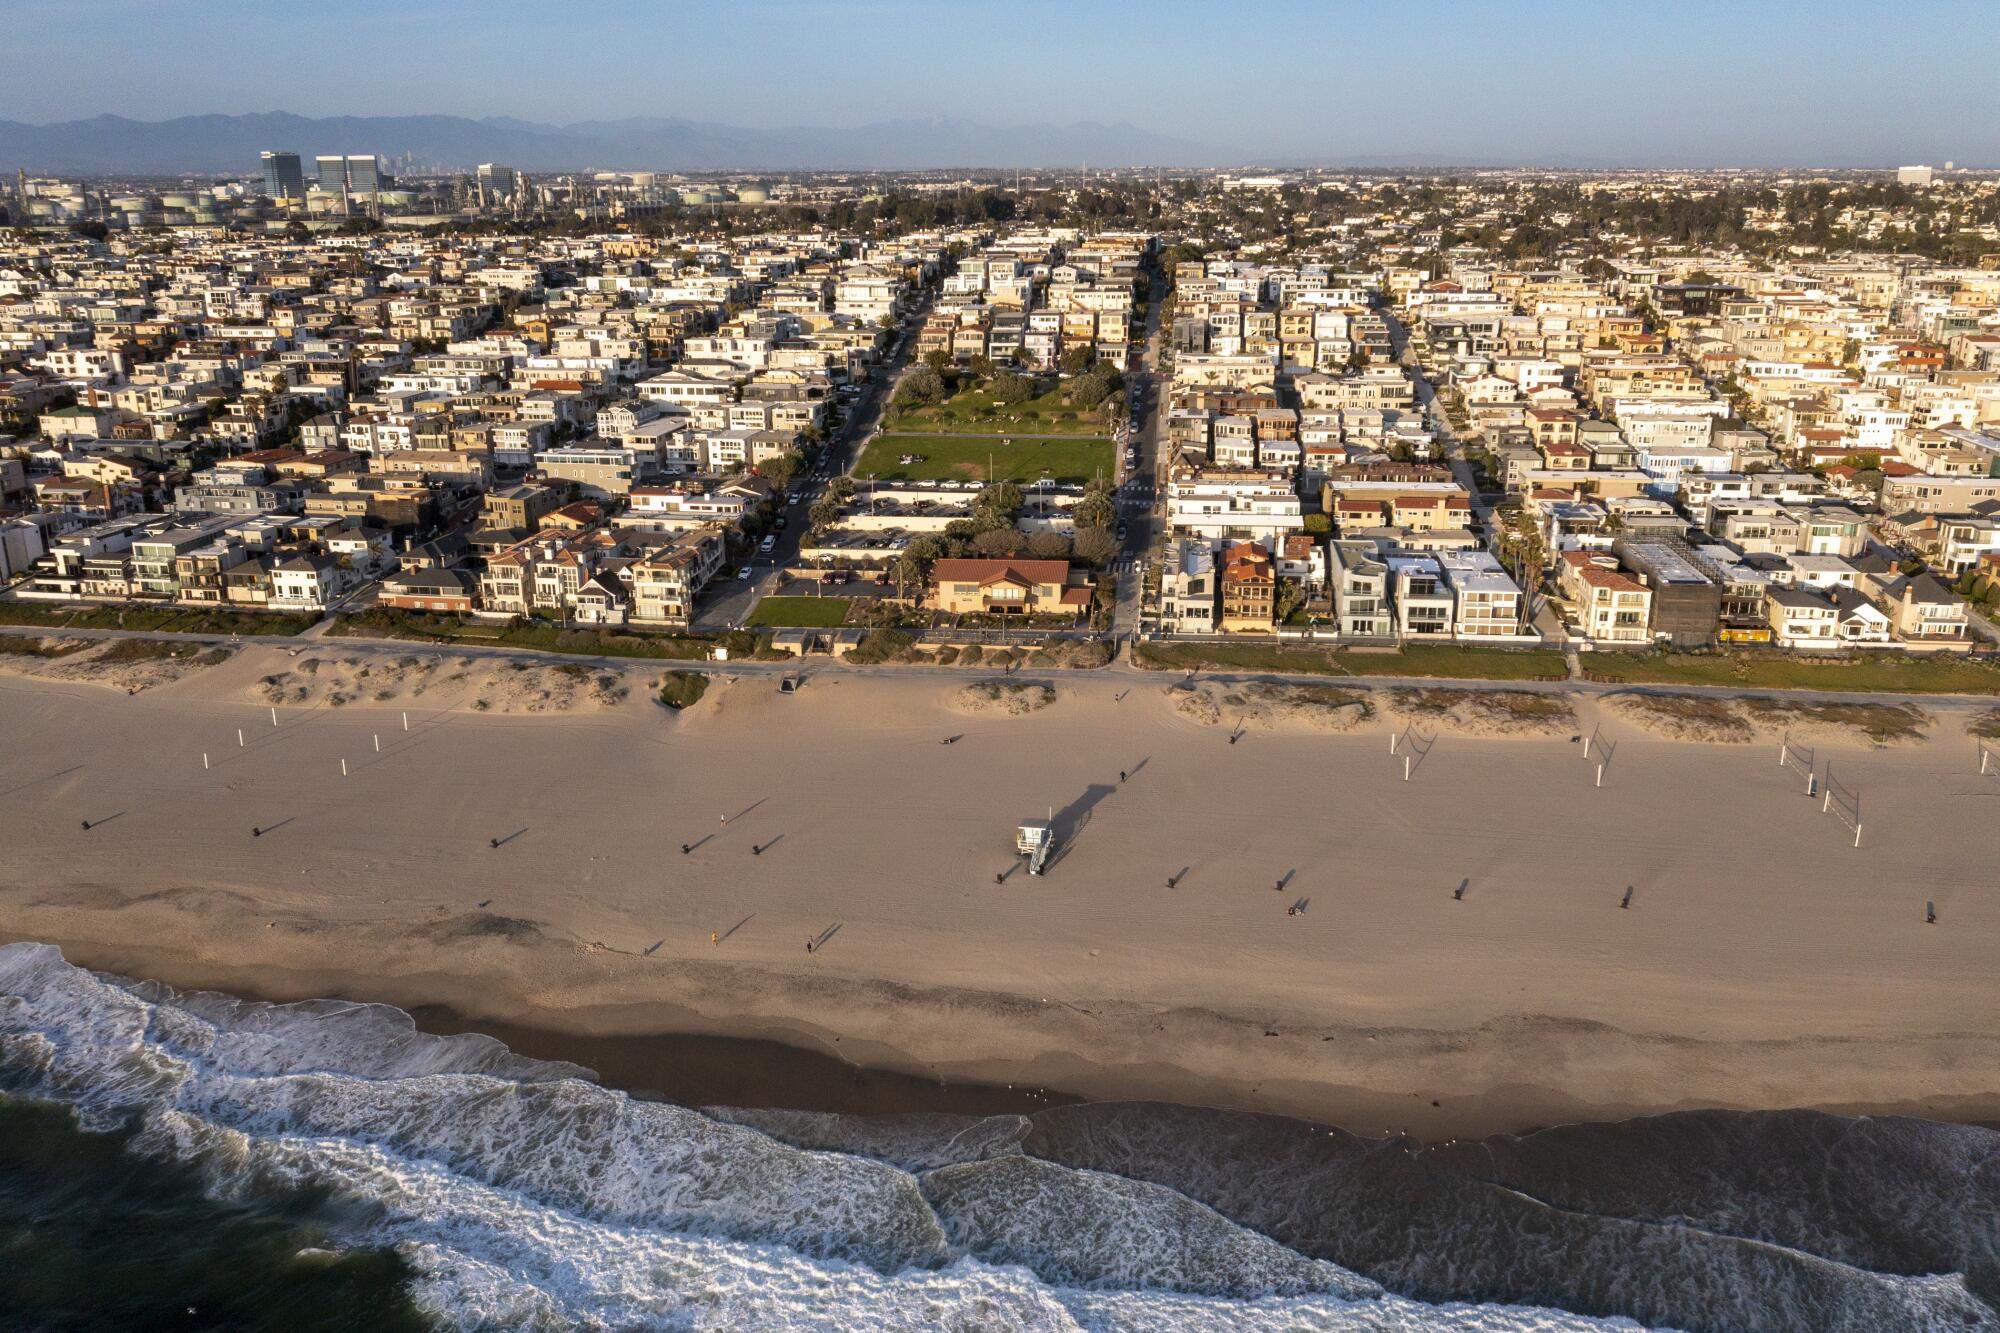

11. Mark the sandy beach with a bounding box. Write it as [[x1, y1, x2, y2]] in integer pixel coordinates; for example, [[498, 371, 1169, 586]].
[[2, 641, 1997, 1139]]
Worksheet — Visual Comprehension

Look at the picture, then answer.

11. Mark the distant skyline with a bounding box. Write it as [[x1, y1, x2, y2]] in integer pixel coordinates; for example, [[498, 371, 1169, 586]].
[[5, 0, 1998, 167]]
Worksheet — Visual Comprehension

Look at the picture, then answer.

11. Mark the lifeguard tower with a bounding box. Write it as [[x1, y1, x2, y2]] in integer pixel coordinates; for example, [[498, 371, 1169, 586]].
[[1015, 817, 1053, 876]]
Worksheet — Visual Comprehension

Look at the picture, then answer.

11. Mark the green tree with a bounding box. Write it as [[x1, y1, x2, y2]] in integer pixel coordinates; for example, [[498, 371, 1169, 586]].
[[893, 366, 945, 410], [990, 372, 1036, 405], [976, 481, 1024, 520], [973, 527, 1028, 557], [1074, 492, 1115, 529], [1027, 531, 1073, 559], [1072, 527, 1118, 567], [895, 534, 944, 592], [1275, 579, 1305, 623], [1302, 512, 1333, 536], [761, 450, 804, 493], [1059, 342, 1096, 374]]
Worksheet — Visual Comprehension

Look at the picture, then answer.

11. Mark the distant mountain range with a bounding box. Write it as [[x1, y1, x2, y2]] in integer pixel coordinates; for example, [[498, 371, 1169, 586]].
[[0, 111, 1234, 175]]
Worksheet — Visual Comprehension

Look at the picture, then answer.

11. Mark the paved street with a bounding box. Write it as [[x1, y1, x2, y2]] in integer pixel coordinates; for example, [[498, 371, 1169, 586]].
[[690, 288, 936, 632]]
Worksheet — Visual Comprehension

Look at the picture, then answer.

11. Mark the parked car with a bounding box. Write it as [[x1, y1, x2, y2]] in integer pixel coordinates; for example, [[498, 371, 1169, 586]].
[[737, 565, 753, 580], [758, 534, 777, 554]]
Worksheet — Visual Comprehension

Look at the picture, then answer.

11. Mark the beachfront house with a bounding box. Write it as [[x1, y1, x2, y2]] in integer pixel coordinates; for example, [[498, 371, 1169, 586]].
[[927, 558, 1091, 617]]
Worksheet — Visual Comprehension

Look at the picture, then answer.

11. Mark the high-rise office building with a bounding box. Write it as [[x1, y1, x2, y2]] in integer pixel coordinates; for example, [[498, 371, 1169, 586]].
[[315, 154, 384, 195], [260, 151, 305, 200]]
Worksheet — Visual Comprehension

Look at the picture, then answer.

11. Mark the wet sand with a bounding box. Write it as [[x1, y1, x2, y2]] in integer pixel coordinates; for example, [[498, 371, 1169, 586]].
[[2, 644, 1998, 1139]]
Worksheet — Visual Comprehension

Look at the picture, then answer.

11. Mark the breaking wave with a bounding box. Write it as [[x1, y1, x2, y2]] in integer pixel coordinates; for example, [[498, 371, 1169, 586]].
[[3, 941, 1994, 1331]]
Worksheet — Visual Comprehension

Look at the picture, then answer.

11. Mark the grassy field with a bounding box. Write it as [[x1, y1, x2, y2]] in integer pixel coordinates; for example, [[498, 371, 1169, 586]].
[[746, 596, 852, 628], [856, 434, 1113, 485], [0, 602, 316, 636], [1134, 639, 1569, 681], [331, 608, 733, 661], [1581, 650, 2000, 695], [887, 384, 1111, 436]]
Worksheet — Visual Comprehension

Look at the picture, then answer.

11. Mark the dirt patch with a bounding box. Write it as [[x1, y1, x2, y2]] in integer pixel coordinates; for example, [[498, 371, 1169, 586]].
[[414, 912, 544, 945], [953, 681, 1056, 716], [1382, 688, 1574, 738], [1601, 692, 1757, 744]]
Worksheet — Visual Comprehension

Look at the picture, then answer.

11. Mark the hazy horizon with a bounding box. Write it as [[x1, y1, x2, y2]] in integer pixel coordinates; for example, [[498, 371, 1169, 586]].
[[4, 0, 1998, 168]]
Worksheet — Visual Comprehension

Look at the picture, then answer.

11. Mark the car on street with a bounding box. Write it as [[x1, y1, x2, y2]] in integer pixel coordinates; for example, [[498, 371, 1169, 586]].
[[737, 565, 753, 580]]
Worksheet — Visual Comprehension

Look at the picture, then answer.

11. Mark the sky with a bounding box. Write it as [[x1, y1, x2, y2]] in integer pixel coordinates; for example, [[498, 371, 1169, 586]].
[[4, 0, 1998, 165]]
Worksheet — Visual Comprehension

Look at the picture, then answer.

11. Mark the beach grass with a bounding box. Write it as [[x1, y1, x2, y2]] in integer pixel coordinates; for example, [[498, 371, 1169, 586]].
[[855, 434, 1113, 485], [746, 596, 852, 628], [93, 639, 232, 666], [0, 634, 91, 658], [1134, 639, 1568, 681], [0, 602, 316, 636], [656, 671, 709, 711], [332, 608, 728, 661], [1741, 698, 1931, 744], [1581, 649, 2000, 695]]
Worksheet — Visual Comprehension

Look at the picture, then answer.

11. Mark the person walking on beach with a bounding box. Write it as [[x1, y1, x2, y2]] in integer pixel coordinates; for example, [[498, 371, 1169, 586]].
[[805, 938, 814, 954], [1119, 770, 1126, 784], [681, 844, 690, 855], [711, 932, 718, 946]]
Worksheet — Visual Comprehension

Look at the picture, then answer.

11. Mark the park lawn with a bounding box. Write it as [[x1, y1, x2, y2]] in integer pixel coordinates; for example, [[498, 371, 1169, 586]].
[[746, 596, 852, 628], [1134, 639, 1568, 681], [0, 601, 316, 636], [887, 384, 1110, 436], [1581, 649, 2000, 694], [857, 434, 1113, 485]]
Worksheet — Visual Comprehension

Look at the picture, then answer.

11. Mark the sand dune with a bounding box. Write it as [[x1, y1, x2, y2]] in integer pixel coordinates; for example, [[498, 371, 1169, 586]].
[[247, 649, 641, 714], [1, 643, 1997, 1139]]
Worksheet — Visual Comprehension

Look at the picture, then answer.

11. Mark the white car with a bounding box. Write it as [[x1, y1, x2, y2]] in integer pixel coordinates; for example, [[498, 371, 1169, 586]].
[[737, 565, 753, 580]]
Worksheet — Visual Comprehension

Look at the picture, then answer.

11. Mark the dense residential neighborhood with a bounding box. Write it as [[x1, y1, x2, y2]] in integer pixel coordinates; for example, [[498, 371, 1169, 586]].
[[3, 165, 2000, 663]]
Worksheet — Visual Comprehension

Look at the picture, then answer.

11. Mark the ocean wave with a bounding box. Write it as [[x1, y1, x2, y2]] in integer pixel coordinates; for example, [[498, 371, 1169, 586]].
[[1025, 1102, 1999, 1333], [5, 940, 1977, 1331], [708, 1106, 1033, 1170]]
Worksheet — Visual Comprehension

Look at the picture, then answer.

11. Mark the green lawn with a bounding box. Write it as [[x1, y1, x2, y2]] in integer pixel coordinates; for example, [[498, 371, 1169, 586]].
[[1581, 650, 2000, 694], [0, 601, 316, 636], [887, 384, 1112, 436], [746, 596, 852, 628], [1134, 640, 1568, 681], [856, 434, 1114, 485]]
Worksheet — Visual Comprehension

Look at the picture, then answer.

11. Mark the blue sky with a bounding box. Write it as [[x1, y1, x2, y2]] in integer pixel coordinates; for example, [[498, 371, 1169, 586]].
[[5, 0, 1997, 164]]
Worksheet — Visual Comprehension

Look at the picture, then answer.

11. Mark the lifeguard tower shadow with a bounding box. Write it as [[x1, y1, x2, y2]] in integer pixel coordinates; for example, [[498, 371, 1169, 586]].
[[1015, 783, 1116, 876]]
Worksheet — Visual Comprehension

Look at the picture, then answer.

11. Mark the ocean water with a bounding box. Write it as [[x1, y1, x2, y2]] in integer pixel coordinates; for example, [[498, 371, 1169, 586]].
[[1, 941, 1995, 1332]]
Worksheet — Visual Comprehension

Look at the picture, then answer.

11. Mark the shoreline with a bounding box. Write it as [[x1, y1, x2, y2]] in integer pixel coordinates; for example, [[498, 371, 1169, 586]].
[[17, 925, 2000, 1144], [3, 647, 1999, 1141]]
